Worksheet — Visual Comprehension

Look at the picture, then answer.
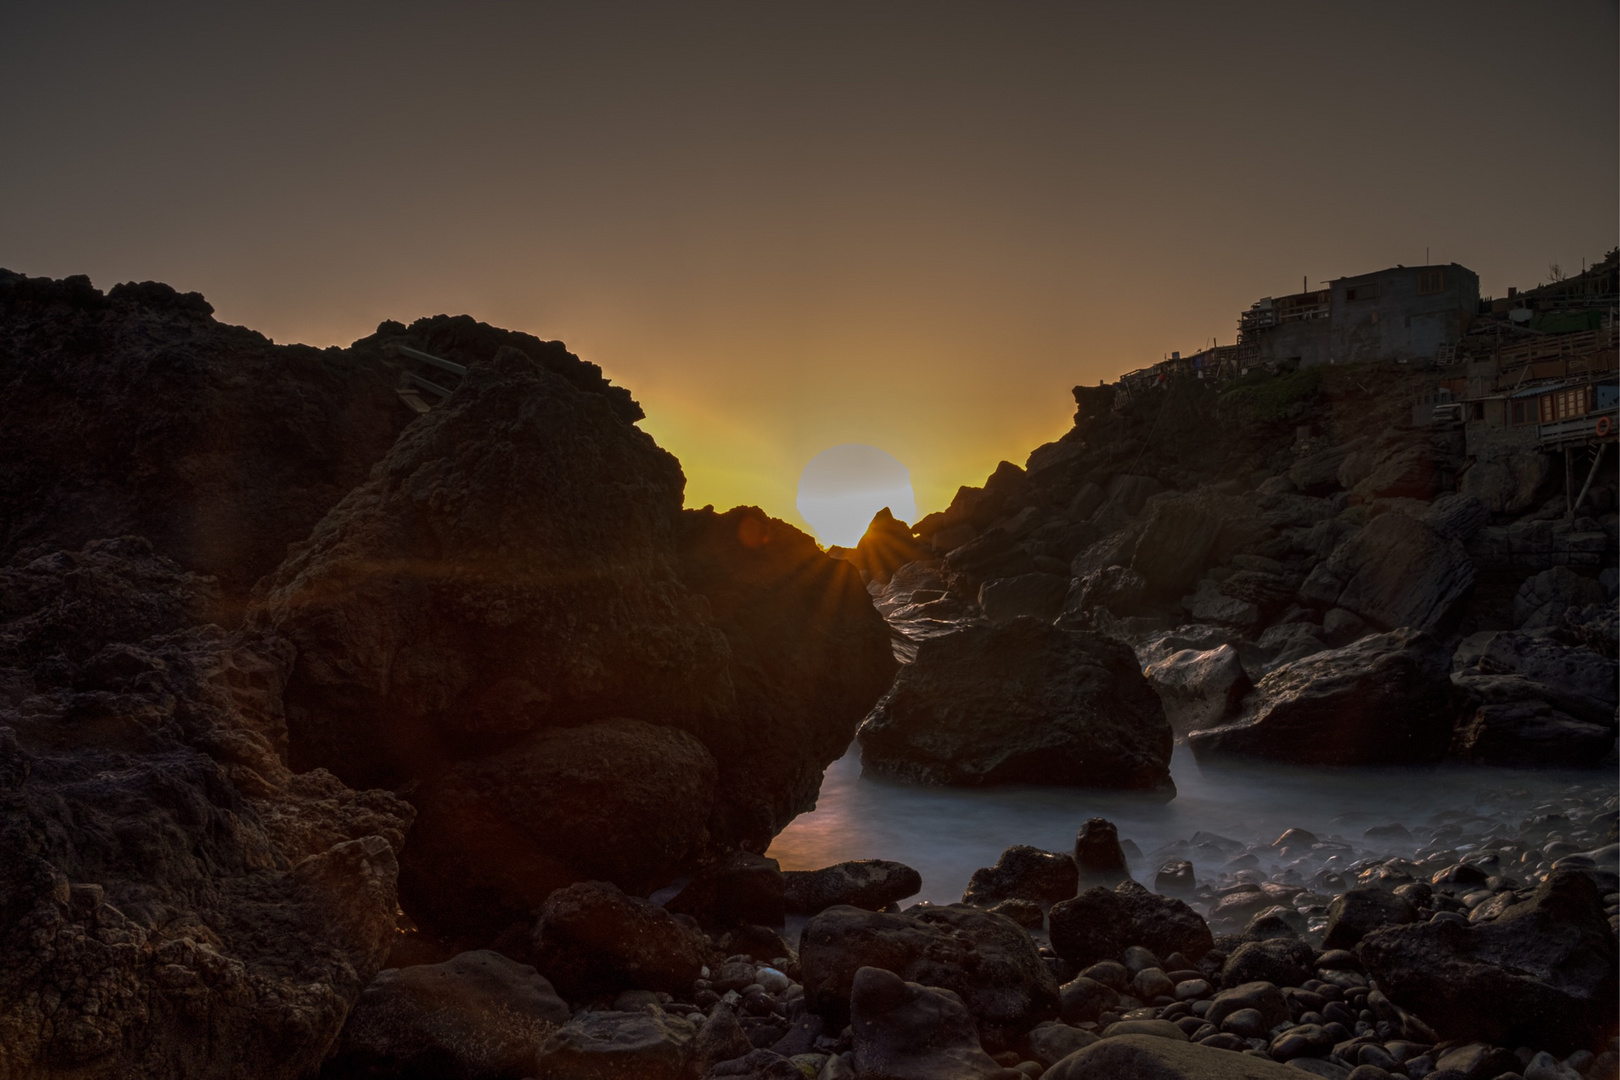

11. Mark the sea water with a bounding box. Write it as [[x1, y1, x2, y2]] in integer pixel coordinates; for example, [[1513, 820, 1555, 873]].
[[767, 741, 1617, 906]]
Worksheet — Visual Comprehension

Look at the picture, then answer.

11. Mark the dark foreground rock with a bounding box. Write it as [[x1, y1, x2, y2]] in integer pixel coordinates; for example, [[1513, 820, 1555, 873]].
[[0, 541, 413, 1079], [1299, 511, 1475, 632], [858, 618, 1174, 793], [323, 950, 569, 1080], [1044, 1032, 1304, 1079], [1188, 627, 1457, 765], [784, 860, 923, 915], [250, 346, 894, 936], [1048, 882, 1213, 968], [1358, 868, 1619, 1054], [1451, 630, 1620, 766], [848, 966, 1014, 1080], [529, 880, 706, 1002], [799, 904, 1059, 1046], [962, 845, 1078, 909], [532, 1009, 697, 1080]]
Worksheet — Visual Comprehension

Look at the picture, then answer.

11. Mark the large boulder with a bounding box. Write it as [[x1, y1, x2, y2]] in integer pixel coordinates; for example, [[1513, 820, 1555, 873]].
[[1188, 628, 1458, 765], [1299, 512, 1475, 632], [324, 951, 570, 1080], [528, 880, 706, 1002], [250, 347, 894, 933], [848, 967, 1012, 1080], [1142, 644, 1252, 735], [0, 543, 413, 1080], [1047, 882, 1213, 968], [858, 619, 1174, 793], [673, 504, 898, 849], [1359, 868, 1620, 1054], [799, 904, 1059, 1046], [402, 718, 718, 937]]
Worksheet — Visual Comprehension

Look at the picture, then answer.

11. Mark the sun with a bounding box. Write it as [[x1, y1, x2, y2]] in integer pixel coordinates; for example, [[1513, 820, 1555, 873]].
[[796, 444, 918, 548]]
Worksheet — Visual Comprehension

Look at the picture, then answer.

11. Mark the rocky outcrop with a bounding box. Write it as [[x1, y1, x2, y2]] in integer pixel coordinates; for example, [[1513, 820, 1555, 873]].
[[250, 346, 894, 935], [1451, 631, 1619, 766], [1188, 628, 1458, 765], [2, 279, 632, 622], [848, 508, 929, 586], [799, 904, 1059, 1046], [0, 540, 413, 1080], [1299, 511, 1474, 632], [858, 619, 1174, 793], [675, 505, 898, 850], [1359, 868, 1619, 1054]]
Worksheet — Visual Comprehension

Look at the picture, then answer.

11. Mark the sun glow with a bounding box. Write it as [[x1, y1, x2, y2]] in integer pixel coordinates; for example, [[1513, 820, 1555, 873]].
[[796, 444, 918, 548]]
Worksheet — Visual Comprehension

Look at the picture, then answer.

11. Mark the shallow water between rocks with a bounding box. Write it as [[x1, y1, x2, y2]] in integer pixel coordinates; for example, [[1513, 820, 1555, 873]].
[[767, 741, 1616, 907]]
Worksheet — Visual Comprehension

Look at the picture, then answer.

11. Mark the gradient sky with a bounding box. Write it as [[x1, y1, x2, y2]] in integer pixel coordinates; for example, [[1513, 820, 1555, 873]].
[[4, 1, 1616, 539]]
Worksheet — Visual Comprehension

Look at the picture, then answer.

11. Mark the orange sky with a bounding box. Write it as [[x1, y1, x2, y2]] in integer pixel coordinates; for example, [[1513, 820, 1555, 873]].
[[4, 2, 1615, 538]]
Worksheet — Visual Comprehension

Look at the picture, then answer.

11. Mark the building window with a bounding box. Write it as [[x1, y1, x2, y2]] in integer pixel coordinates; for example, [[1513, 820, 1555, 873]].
[[1344, 283, 1378, 301], [1417, 269, 1445, 295], [1511, 399, 1531, 426]]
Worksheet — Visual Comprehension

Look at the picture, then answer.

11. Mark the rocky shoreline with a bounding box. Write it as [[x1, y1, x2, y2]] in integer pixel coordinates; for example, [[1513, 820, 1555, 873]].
[[0, 272, 1613, 1078]]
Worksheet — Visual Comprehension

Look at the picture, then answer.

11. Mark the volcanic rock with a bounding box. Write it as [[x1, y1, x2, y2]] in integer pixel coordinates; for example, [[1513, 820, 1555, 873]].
[[1298, 512, 1474, 632], [1358, 868, 1619, 1054], [858, 618, 1174, 792], [324, 950, 570, 1080], [799, 903, 1059, 1045], [0, 542, 412, 1080], [1187, 628, 1458, 765], [848, 967, 1011, 1080], [783, 860, 924, 916], [665, 851, 785, 931]]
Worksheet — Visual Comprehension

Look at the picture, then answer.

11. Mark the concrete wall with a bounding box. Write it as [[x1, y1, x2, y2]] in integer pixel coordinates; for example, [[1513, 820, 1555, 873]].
[[1255, 319, 1332, 368], [1328, 264, 1480, 366]]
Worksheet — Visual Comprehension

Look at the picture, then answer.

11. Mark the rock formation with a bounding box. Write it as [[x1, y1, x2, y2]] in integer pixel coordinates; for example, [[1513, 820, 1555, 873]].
[[0, 538, 412, 1079], [858, 618, 1173, 791], [250, 345, 894, 937]]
